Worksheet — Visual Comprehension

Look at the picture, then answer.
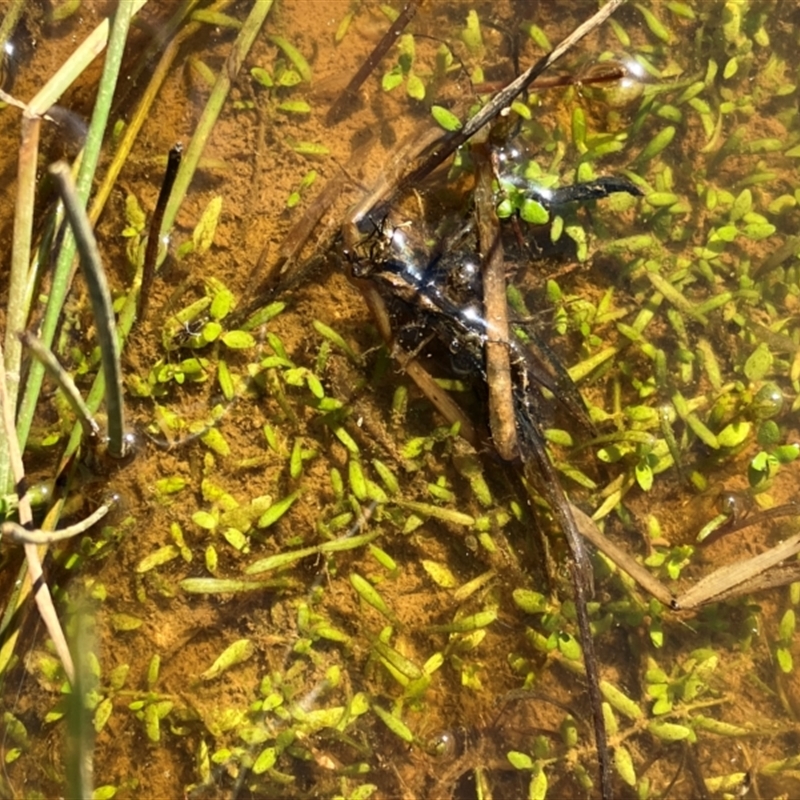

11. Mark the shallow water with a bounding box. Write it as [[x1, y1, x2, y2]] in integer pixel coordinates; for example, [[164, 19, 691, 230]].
[[1, 1, 800, 798]]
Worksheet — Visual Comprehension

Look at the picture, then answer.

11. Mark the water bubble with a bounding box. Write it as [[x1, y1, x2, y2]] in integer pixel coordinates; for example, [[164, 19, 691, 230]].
[[580, 55, 646, 109]]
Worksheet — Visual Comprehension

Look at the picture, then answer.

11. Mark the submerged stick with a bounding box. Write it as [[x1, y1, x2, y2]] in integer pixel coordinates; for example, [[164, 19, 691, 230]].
[[393, 0, 626, 202], [1, 500, 113, 545], [138, 143, 183, 323], [474, 144, 518, 461], [674, 530, 800, 611], [49, 161, 127, 458], [325, 1, 418, 125]]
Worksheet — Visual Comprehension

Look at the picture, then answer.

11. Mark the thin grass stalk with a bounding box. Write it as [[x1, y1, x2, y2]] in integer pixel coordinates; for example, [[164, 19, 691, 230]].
[[15, 2, 136, 457], [1, 1, 147, 495], [0, 115, 41, 496], [159, 0, 275, 243], [0, 342, 74, 683], [49, 162, 127, 457], [19, 331, 101, 439], [90, 0, 232, 225], [27, 0, 148, 118]]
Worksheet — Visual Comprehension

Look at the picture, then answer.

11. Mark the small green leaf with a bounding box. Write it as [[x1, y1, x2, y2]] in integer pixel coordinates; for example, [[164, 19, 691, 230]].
[[614, 745, 637, 786], [406, 72, 425, 100], [193, 196, 222, 254], [250, 66, 273, 87], [221, 330, 256, 349], [268, 35, 312, 82], [638, 126, 676, 163], [647, 720, 693, 741], [136, 545, 180, 573], [277, 99, 311, 114], [110, 613, 144, 632], [382, 66, 404, 92], [431, 105, 462, 131], [252, 746, 277, 774], [292, 141, 330, 156], [744, 343, 773, 381], [635, 461, 654, 491], [200, 639, 255, 681], [512, 589, 548, 614], [507, 750, 534, 770], [421, 560, 457, 588], [350, 572, 398, 623], [93, 697, 114, 733], [372, 703, 414, 743], [253, 492, 297, 531], [717, 421, 751, 448], [520, 199, 549, 225]]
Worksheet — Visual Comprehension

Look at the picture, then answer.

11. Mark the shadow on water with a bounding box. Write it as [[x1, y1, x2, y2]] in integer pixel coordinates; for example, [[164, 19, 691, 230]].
[[1, 1, 800, 798]]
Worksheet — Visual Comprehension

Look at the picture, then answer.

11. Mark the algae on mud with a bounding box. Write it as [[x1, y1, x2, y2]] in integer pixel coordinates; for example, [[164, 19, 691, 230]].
[[1, 1, 800, 799]]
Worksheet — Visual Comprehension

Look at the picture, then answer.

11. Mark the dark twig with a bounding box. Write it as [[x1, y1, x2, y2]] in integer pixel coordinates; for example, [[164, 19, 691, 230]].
[[138, 142, 183, 323], [325, 2, 418, 126]]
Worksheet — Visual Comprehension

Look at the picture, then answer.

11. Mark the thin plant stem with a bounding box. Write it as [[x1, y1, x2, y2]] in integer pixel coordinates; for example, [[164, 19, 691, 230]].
[[1, 500, 113, 545], [1, 114, 41, 496], [49, 161, 127, 458], [89, 0, 233, 226], [16, 2, 136, 459], [0, 342, 74, 684], [159, 0, 275, 244], [27, 0, 148, 118], [19, 331, 101, 439]]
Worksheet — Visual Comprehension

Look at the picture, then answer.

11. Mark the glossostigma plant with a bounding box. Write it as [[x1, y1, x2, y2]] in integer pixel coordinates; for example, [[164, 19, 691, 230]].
[[3, 2, 800, 799]]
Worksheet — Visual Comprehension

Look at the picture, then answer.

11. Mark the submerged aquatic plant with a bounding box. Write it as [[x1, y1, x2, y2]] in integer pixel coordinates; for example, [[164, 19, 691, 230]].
[[3, 2, 800, 799]]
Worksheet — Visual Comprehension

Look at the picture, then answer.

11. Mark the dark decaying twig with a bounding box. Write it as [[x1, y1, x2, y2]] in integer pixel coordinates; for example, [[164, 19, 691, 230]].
[[138, 142, 183, 323], [326, 2, 418, 126]]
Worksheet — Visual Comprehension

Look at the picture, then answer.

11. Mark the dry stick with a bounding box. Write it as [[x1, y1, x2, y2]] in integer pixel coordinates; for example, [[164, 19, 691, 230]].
[[572, 505, 674, 605], [2, 114, 41, 496], [49, 161, 128, 459], [325, 1, 418, 125], [474, 144, 518, 461], [0, 342, 74, 683], [19, 331, 101, 440], [1, 501, 113, 545], [674, 531, 800, 611]]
